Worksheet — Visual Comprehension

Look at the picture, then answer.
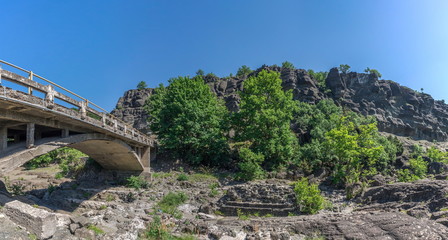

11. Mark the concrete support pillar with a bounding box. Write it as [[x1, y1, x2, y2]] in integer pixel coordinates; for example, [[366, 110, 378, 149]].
[[62, 129, 69, 138], [26, 123, 35, 148], [141, 146, 151, 173], [0, 127, 7, 152]]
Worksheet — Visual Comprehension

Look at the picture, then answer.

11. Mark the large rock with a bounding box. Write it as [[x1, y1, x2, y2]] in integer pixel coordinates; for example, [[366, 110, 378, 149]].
[[4, 200, 57, 239], [111, 88, 153, 134], [356, 180, 448, 220]]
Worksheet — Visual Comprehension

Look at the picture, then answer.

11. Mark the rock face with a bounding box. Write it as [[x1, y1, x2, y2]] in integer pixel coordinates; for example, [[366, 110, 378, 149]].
[[111, 89, 153, 134], [112, 66, 448, 141]]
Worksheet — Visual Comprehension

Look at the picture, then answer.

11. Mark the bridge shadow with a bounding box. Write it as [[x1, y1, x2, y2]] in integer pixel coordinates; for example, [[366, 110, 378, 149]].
[[0, 162, 143, 213]]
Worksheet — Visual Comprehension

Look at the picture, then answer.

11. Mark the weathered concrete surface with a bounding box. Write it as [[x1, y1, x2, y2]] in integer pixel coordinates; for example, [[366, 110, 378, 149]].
[[3, 199, 57, 239], [0, 133, 144, 173]]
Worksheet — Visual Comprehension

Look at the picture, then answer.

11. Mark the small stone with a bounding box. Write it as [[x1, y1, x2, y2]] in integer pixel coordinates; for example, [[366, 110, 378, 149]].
[[69, 223, 80, 234]]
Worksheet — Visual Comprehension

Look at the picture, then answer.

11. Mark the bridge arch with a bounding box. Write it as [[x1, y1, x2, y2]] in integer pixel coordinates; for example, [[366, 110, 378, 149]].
[[0, 133, 145, 174]]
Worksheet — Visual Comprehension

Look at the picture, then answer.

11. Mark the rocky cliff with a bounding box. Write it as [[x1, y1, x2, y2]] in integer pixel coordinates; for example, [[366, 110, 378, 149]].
[[112, 66, 448, 141], [111, 88, 153, 134]]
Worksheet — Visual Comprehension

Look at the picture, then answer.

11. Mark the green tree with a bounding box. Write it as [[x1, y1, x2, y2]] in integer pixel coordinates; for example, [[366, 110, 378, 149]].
[[236, 65, 252, 78], [338, 64, 351, 74], [364, 67, 382, 78], [282, 61, 295, 69], [307, 70, 328, 89], [137, 81, 148, 90], [196, 69, 205, 76], [146, 76, 229, 165], [234, 70, 298, 168]]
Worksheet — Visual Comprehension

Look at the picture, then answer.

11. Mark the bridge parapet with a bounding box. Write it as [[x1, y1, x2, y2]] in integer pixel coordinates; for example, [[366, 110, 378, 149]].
[[0, 60, 153, 147]]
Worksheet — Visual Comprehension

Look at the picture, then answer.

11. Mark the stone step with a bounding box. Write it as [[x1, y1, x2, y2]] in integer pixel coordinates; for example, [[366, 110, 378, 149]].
[[225, 201, 294, 209], [219, 204, 297, 217]]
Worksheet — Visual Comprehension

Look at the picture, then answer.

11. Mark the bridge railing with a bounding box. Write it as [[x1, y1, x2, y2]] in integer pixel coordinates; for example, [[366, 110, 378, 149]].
[[0, 59, 152, 146]]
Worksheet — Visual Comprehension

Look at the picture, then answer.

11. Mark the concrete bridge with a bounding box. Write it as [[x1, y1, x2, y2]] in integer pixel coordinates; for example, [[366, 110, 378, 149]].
[[0, 60, 155, 174]]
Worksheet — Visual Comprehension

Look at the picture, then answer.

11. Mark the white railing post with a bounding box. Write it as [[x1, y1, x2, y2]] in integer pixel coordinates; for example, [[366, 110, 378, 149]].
[[28, 71, 34, 94]]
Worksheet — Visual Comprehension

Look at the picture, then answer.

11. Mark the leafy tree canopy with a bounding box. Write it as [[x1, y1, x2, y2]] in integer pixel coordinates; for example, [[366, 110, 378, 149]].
[[233, 70, 298, 168], [146, 76, 229, 165]]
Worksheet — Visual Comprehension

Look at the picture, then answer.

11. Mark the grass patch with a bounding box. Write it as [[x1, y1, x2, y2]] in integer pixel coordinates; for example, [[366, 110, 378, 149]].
[[157, 192, 188, 219], [188, 173, 217, 182], [142, 215, 196, 240], [126, 176, 150, 190], [105, 194, 116, 202], [152, 172, 174, 179], [237, 209, 250, 220], [87, 225, 105, 235]]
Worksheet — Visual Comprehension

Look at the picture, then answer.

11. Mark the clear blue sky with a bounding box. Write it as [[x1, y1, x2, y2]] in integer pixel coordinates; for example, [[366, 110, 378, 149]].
[[1, 1, 447, 111]]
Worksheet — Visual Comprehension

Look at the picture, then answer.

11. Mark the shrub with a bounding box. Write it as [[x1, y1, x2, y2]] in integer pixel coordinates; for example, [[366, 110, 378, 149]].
[[294, 178, 324, 214], [126, 176, 150, 190], [236, 65, 252, 78], [338, 64, 351, 74], [282, 61, 295, 69], [195, 69, 204, 76], [137, 81, 148, 90], [235, 147, 265, 181], [397, 156, 428, 182], [364, 67, 382, 78], [177, 173, 189, 181], [427, 146, 448, 163]]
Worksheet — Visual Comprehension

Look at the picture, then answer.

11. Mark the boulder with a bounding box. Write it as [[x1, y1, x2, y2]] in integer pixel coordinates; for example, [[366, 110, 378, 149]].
[[4, 200, 57, 239]]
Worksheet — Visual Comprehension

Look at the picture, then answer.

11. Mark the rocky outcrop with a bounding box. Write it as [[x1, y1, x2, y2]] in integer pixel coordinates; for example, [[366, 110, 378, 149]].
[[113, 66, 448, 141], [217, 181, 296, 216], [356, 180, 448, 220], [111, 89, 153, 134]]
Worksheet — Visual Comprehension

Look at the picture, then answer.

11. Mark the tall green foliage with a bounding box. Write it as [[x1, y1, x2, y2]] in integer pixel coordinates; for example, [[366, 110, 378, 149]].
[[295, 100, 399, 182], [146, 76, 229, 165], [236, 65, 252, 78], [282, 61, 295, 69], [234, 70, 298, 168]]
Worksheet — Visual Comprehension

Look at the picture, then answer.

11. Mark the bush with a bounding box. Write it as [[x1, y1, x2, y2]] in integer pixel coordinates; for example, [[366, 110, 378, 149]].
[[235, 147, 265, 181], [137, 81, 148, 90], [236, 65, 252, 78], [282, 61, 295, 69], [338, 64, 351, 74], [177, 173, 188, 181], [126, 176, 150, 190], [397, 156, 428, 182], [25, 147, 86, 170], [364, 67, 382, 78], [294, 178, 324, 214], [195, 69, 204, 76]]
